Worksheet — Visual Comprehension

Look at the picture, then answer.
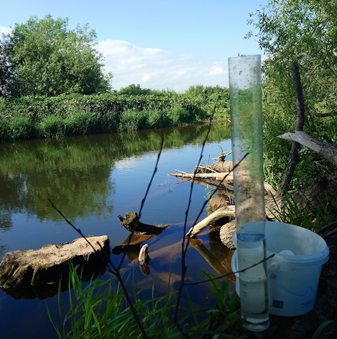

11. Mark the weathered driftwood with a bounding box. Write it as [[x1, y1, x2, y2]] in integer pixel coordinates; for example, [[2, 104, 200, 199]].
[[171, 170, 275, 196], [172, 150, 278, 246], [209, 160, 233, 173], [187, 194, 279, 241], [186, 206, 235, 238], [278, 130, 337, 168], [138, 244, 151, 276], [0, 236, 110, 299], [207, 194, 232, 215], [198, 165, 218, 173], [170, 171, 234, 182], [264, 182, 277, 196], [138, 244, 150, 265], [117, 212, 169, 235], [212, 150, 232, 162]]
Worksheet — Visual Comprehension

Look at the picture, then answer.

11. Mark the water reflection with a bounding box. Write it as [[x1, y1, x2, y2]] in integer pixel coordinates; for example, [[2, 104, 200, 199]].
[[116, 226, 234, 285], [0, 263, 108, 300], [0, 143, 115, 225], [0, 122, 233, 339], [0, 123, 230, 228], [112, 233, 156, 261], [189, 232, 235, 283]]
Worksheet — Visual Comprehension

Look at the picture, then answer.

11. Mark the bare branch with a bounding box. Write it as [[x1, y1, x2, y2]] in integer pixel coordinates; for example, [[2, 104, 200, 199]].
[[117, 132, 164, 271], [278, 131, 337, 167]]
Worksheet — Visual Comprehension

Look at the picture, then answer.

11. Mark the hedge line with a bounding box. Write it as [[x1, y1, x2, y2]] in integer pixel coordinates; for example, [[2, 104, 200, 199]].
[[0, 90, 230, 142]]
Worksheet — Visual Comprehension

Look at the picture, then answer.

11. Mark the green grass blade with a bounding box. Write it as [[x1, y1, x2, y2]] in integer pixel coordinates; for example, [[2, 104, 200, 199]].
[[312, 320, 335, 339]]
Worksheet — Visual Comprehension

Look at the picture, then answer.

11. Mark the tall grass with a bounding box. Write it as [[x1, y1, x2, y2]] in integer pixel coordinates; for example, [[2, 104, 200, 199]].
[[269, 190, 337, 231], [50, 264, 242, 339]]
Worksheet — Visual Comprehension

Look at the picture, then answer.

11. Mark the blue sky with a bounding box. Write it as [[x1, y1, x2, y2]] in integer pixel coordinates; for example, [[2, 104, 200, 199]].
[[0, 0, 269, 91]]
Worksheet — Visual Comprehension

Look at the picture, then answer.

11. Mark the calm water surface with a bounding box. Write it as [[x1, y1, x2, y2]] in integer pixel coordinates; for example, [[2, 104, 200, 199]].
[[0, 122, 234, 339]]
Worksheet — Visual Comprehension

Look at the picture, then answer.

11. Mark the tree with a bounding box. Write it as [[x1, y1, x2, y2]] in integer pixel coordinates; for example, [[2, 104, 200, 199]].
[[246, 0, 337, 188], [119, 84, 151, 95], [246, 0, 337, 119], [6, 15, 112, 96], [0, 33, 20, 98]]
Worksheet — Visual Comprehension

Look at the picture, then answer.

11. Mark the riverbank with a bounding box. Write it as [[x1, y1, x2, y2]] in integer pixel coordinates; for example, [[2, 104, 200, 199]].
[[0, 87, 230, 142]]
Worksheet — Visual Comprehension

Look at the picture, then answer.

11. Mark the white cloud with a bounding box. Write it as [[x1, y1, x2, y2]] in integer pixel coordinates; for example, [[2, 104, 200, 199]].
[[97, 40, 229, 92], [142, 73, 151, 82], [0, 26, 12, 36], [209, 67, 225, 75]]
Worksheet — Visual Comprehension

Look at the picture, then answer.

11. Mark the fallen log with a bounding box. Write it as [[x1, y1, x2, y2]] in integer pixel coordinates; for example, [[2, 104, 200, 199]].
[[186, 206, 235, 238], [187, 196, 279, 246], [170, 171, 234, 181], [0, 236, 110, 299], [209, 159, 233, 173], [207, 194, 232, 215], [171, 171, 276, 195]]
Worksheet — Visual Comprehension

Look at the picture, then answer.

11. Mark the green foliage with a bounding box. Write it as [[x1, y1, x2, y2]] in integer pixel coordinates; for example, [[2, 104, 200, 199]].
[[183, 85, 230, 120], [0, 86, 230, 141], [119, 84, 152, 96], [269, 191, 337, 230], [0, 33, 20, 98], [7, 15, 112, 96], [204, 273, 244, 333], [246, 0, 337, 190]]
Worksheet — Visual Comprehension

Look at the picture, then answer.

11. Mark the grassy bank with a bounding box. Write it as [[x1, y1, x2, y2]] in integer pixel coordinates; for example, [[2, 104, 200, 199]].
[[0, 85, 230, 142], [50, 264, 243, 339]]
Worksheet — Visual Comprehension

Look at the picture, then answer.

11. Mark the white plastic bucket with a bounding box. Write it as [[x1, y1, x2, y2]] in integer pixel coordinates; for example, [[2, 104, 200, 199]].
[[231, 221, 329, 316]]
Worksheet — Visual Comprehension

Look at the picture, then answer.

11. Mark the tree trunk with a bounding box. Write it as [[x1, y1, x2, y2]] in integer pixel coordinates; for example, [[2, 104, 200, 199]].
[[277, 63, 305, 196]]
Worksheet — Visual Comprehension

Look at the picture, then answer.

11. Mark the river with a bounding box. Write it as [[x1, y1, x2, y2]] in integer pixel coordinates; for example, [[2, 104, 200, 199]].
[[0, 122, 234, 338]]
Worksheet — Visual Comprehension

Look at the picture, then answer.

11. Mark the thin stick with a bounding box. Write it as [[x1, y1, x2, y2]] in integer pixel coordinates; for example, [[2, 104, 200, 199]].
[[49, 199, 117, 272], [49, 200, 150, 339], [117, 131, 164, 271]]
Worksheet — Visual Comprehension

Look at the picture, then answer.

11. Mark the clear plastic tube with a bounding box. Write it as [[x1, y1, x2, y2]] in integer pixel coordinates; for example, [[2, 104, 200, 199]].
[[228, 55, 269, 331]]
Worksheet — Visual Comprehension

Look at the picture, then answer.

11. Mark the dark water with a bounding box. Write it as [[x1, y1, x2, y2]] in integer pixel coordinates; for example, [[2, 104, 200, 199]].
[[0, 122, 235, 339]]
